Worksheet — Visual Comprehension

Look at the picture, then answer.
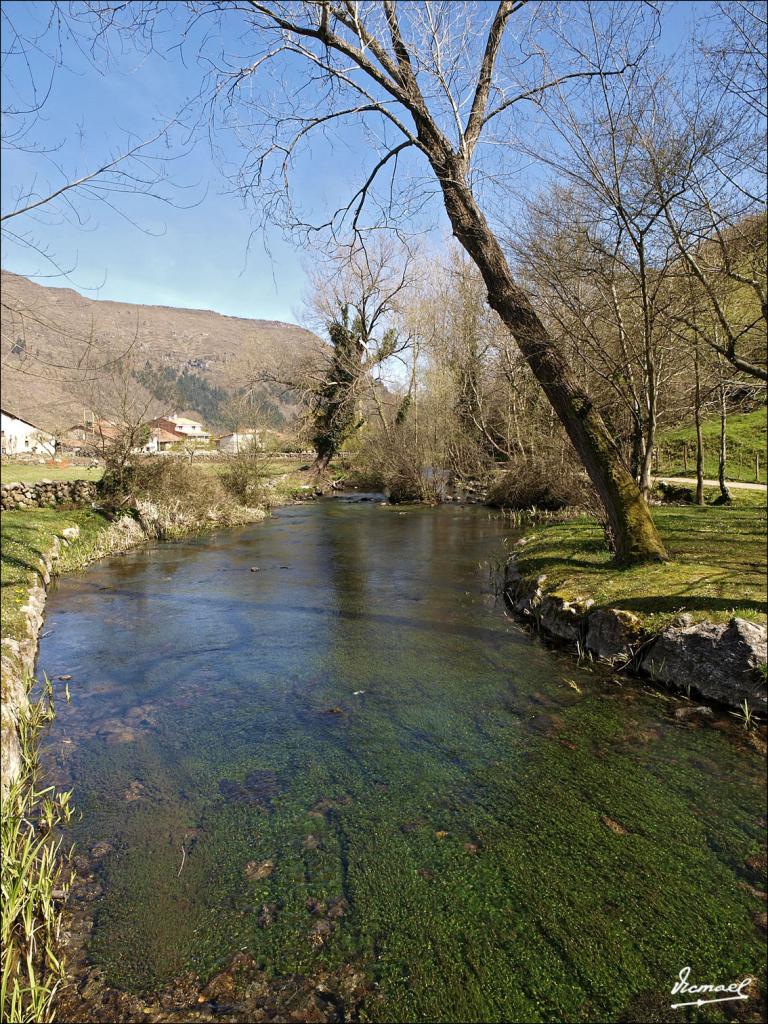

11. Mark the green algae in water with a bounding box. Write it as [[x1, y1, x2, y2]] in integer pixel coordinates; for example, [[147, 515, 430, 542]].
[[38, 502, 766, 1022]]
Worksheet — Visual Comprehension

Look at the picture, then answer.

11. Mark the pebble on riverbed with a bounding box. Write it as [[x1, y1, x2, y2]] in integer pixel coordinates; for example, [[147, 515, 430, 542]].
[[244, 858, 275, 881]]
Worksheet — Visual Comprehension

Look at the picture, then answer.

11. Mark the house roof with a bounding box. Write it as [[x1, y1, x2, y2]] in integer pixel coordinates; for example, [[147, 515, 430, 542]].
[[168, 415, 205, 427], [151, 427, 181, 443], [64, 419, 120, 440], [1, 407, 50, 433]]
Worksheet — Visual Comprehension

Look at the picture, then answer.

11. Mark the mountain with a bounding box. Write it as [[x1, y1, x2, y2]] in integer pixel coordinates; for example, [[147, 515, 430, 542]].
[[0, 270, 322, 433]]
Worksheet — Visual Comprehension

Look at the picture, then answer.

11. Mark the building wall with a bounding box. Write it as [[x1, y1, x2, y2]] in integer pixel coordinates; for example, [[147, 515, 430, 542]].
[[0, 412, 55, 456]]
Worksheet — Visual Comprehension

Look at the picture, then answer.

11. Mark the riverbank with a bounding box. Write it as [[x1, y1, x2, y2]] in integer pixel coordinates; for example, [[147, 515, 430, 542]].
[[505, 489, 767, 713], [0, 498, 268, 1023]]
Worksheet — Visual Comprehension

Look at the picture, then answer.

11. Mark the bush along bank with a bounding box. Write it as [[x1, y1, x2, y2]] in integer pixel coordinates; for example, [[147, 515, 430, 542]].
[[503, 499, 768, 714]]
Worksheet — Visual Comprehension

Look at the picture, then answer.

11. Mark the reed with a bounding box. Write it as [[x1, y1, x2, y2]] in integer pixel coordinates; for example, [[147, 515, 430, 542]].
[[1, 677, 73, 1024]]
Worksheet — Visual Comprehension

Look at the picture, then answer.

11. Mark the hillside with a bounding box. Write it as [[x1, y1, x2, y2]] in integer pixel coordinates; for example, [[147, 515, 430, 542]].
[[657, 409, 767, 483], [0, 270, 322, 432]]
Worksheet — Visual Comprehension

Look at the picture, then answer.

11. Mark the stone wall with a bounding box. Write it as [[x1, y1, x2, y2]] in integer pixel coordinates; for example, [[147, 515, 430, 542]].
[[505, 558, 768, 713], [1, 479, 96, 511]]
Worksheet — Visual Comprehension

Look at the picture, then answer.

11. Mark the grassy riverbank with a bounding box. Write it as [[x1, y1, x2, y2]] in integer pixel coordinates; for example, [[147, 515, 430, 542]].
[[512, 489, 767, 632], [1, 508, 122, 1023], [1, 509, 115, 643]]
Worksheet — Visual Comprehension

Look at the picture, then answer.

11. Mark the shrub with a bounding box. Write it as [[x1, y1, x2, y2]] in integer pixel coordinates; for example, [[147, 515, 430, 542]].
[[488, 457, 594, 511], [98, 456, 265, 539], [653, 482, 694, 504], [219, 448, 273, 507]]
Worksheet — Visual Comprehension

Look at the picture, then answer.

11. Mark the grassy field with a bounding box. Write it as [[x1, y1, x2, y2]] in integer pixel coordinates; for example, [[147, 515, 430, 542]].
[[656, 409, 766, 483], [0, 463, 103, 485], [513, 489, 767, 632]]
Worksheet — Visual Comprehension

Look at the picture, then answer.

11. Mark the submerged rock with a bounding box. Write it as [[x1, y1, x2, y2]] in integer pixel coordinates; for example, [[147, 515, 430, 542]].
[[244, 859, 275, 881], [601, 815, 629, 836], [257, 902, 278, 929], [640, 617, 767, 710]]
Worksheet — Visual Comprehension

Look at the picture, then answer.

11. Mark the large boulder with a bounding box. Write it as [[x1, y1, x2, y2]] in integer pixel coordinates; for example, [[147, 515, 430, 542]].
[[640, 617, 767, 710], [539, 595, 584, 644], [585, 608, 643, 664]]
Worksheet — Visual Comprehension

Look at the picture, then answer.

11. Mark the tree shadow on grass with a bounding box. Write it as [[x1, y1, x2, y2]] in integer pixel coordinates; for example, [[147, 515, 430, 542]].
[[607, 595, 766, 617]]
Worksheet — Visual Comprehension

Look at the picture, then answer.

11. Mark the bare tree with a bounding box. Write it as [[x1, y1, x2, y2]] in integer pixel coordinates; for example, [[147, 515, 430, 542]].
[[80, 0, 668, 562], [79, 349, 163, 488], [647, 4, 767, 381]]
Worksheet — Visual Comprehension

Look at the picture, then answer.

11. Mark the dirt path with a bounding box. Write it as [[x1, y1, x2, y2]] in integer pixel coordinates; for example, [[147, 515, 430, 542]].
[[654, 475, 767, 492]]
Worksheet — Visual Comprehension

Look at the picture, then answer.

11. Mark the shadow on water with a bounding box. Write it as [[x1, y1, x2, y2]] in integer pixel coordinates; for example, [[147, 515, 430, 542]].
[[37, 501, 767, 1024]]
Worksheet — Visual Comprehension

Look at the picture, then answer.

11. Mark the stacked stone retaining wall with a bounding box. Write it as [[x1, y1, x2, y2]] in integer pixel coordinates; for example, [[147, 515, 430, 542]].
[[1, 479, 96, 511]]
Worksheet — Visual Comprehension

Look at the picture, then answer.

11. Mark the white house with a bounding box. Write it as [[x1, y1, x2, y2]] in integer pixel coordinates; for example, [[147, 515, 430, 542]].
[[135, 427, 181, 454], [0, 408, 56, 456], [217, 431, 262, 455]]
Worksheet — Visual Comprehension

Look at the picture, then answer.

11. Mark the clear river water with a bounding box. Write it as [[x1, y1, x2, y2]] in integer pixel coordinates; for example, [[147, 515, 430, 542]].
[[37, 499, 766, 1023]]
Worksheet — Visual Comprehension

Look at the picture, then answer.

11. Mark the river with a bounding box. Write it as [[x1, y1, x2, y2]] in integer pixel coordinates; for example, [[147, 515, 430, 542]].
[[37, 499, 766, 1023]]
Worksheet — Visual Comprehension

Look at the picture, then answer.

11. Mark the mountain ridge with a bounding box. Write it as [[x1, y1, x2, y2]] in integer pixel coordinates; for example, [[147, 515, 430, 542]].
[[0, 270, 320, 433]]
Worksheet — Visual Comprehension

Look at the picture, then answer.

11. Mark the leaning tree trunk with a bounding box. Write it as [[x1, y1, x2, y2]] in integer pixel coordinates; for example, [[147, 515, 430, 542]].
[[434, 157, 667, 564]]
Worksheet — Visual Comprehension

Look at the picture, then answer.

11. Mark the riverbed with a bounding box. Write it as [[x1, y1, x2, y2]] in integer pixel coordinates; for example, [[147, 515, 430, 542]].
[[38, 499, 766, 1022]]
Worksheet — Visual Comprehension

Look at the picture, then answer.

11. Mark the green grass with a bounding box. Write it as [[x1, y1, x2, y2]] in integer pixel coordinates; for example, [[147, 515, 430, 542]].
[[656, 409, 766, 483], [1, 509, 113, 643], [0, 509, 90, 1022], [1, 694, 75, 1024], [0, 464, 103, 485], [513, 489, 767, 631]]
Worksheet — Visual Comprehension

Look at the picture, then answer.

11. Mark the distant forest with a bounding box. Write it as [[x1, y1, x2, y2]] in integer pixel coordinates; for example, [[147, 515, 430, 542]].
[[136, 362, 287, 429]]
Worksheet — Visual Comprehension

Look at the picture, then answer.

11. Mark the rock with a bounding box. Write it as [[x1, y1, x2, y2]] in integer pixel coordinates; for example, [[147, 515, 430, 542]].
[[585, 608, 642, 664], [640, 617, 768, 711], [309, 918, 333, 947], [326, 896, 349, 919], [123, 780, 146, 802], [673, 705, 714, 720], [601, 815, 628, 835], [257, 902, 278, 928], [539, 595, 583, 644], [245, 858, 275, 881]]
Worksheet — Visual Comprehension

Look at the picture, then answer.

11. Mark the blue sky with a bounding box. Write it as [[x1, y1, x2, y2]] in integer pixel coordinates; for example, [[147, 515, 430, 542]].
[[1, 1, 703, 324]]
